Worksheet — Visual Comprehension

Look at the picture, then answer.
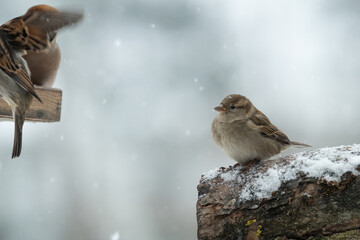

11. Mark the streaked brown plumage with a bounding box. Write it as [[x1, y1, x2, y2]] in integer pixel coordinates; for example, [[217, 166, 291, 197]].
[[212, 94, 310, 165], [0, 5, 83, 158]]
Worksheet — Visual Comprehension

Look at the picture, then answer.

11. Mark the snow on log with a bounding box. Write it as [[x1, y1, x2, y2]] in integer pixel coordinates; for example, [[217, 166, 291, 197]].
[[197, 144, 360, 240]]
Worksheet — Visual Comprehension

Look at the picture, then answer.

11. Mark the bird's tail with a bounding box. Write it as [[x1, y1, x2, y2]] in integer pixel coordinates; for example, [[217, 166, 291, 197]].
[[291, 141, 311, 148], [12, 109, 25, 158]]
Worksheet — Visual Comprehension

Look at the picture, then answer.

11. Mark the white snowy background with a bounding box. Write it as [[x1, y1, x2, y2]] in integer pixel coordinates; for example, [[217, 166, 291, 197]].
[[0, 0, 359, 240]]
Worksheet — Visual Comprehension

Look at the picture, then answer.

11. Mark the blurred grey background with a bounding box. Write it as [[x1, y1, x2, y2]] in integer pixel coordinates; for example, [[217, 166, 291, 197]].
[[0, 0, 359, 239]]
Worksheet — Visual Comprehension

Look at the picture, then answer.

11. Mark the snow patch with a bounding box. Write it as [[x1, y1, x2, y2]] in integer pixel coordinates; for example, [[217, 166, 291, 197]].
[[221, 170, 239, 182], [202, 168, 220, 181], [202, 144, 360, 203]]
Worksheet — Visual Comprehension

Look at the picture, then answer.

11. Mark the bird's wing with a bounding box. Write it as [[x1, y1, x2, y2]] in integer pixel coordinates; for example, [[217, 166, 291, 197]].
[[1, 16, 49, 52], [1, 11, 83, 52], [248, 110, 291, 145], [0, 33, 40, 101], [0, 8, 82, 101]]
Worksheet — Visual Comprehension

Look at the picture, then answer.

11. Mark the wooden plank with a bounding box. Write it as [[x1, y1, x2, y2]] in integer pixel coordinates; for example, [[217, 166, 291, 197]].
[[0, 87, 62, 122]]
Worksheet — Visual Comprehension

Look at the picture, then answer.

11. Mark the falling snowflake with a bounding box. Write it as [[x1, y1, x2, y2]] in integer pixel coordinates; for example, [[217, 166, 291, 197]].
[[114, 39, 122, 48], [110, 232, 120, 240]]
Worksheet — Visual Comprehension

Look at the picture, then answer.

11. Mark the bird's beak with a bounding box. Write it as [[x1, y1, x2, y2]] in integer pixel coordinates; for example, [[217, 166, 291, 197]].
[[214, 105, 226, 112]]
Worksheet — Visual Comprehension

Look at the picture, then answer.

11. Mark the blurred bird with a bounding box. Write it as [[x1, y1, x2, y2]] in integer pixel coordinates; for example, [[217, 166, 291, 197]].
[[23, 5, 62, 87], [212, 94, 310, 167], [0, 5, 83, 158]]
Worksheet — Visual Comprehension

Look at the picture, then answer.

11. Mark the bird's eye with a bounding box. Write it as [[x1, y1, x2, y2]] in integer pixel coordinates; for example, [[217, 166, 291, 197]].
[[230, 105, 236, 110]]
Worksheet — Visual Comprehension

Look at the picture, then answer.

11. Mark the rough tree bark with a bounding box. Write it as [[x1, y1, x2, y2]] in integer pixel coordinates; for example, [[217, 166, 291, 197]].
[[197, 144, 360, 240]]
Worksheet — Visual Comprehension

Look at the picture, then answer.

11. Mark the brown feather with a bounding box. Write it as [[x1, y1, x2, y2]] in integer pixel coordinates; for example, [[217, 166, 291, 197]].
[[1, 7, 83, 52], [291, 141, 311, 147], [250, 111, 291, 145], [12, 108, 25, 158], [0, 34, 41, 101]]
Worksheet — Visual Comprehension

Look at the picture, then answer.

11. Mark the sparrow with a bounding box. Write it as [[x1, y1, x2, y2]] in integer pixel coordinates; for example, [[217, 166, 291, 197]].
[[211, 94, 310, 166], [0, 5, 83, 158], [23, 5, 62, 87]]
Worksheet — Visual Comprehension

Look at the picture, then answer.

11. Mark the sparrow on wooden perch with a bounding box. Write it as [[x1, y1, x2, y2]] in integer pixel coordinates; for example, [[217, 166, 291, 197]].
[[0, 5, 83, 158], [212, 94, 310, 168]]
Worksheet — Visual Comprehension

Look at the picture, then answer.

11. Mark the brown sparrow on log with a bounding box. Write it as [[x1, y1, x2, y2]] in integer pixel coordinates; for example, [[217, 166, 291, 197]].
[[0, 5, 83, 158], [212, 94, 310, 166]]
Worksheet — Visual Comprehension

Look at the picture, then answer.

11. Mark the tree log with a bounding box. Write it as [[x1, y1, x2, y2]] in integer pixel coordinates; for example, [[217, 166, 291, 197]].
[[197, 144, 360, 240]]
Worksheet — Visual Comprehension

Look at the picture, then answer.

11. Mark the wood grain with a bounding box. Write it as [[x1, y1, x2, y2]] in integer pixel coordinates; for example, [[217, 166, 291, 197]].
[[0, 86, 62, 122]]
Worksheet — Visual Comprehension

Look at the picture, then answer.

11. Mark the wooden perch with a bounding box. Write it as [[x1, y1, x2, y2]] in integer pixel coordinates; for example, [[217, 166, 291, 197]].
[[197, 144, 360, 240], [0, 86, 62, 122]]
